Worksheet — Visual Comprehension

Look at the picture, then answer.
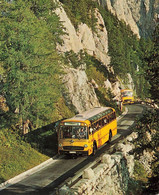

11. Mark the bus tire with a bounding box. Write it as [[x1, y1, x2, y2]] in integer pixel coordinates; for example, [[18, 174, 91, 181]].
[[108, 130, 112, 143], [92, 142, 97, 156]]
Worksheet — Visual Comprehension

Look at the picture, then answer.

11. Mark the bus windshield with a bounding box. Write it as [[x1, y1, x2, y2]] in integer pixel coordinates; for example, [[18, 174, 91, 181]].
[[121, 91, 133, 97], [59, 125, 88, 139]]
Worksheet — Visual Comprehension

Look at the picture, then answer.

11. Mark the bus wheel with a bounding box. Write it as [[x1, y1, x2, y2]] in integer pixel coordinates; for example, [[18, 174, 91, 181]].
[[92, 143, 97, 156], [108, 130, 112, 143]]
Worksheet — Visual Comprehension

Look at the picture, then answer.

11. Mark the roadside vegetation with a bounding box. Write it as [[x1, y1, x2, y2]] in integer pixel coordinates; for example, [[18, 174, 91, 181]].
[[0, 128, 49, 183], [59, 0, 97, 31], [0, 0, 73, 184], [128, 23, 159, 194], [84, 54, 121, 115], [128, 109, 159, 194]]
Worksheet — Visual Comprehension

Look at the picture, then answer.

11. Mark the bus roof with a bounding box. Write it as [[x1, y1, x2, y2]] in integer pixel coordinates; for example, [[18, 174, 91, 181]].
[[121, 89, 133, 92], [63, 107, 113, 122]]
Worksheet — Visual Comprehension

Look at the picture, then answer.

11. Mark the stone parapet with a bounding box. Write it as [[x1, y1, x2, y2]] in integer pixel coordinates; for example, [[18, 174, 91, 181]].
[[58, 133, 137, 195]]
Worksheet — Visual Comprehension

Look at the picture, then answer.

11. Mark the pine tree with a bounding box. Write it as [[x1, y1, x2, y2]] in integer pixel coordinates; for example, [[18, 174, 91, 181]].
[[0, 0, 63, 128], [146, 24, 159, 105], [59, 0, 97, 30]]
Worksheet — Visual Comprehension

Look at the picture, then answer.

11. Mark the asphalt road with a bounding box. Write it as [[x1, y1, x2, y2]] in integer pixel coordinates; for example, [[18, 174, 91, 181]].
[[0, 104, 145, 195]]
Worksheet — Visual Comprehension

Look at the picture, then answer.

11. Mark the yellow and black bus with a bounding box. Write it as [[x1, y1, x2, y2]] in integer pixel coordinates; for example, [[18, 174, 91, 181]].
[[121, 89, 134, 104], [58, 107, 117, 156]]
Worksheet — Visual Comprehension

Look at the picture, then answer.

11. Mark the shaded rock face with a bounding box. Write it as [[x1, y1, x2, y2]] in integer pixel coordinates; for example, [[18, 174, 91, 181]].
[[55, 5, 111, 71], [55, 2, 112, 112], [63, 68, 100, 113], [55, 6, 83, 53], [99, 0, 159, 37], [55, 1, 139, 112], [120, 73, 135, 90]]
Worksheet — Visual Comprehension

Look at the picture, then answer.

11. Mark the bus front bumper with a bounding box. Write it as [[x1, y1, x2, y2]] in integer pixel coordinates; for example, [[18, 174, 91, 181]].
[[122, 100, 134, 104], [59, 150, 88, 156]]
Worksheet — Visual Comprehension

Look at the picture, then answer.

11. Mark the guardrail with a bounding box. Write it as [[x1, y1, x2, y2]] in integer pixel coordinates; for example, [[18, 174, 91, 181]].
[[136, 100, 158, 109]]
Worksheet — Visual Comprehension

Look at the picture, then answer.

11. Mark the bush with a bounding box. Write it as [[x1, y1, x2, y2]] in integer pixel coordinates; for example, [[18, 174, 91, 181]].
[[134, 160, 148, 182]]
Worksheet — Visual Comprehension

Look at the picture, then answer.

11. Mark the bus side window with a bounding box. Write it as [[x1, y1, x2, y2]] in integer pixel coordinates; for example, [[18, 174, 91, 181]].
[[109, 113, 113, 121], [108, 114, 111, 122], [89, 127, 93, 134], [59, 126, 63, 138], [104, 117, 107, 125], [101, 118, 105, 127], [114, 112, 116, 119], [111, 112, 116, 120], [95, 122, 99, 130], [99, 119, 102, 128], [92, 123, 96, 132]]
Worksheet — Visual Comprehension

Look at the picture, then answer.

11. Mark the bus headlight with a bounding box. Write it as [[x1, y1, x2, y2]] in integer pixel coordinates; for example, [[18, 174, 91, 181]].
[[84, 144, 88, 148], [59, 143, 62, 147]]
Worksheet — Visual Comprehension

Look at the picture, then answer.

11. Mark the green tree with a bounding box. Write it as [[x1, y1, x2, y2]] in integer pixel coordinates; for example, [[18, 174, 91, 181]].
[[0, 0, 62, 128], [146, 24, 159, 104], [98, 5, 153, 99], [59, 0, 97, 30]]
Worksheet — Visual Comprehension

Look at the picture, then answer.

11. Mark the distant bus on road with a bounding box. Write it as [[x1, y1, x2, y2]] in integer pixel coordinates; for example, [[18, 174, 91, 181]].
[[121, 89, 134, 104], [58, 107, 117, 156]]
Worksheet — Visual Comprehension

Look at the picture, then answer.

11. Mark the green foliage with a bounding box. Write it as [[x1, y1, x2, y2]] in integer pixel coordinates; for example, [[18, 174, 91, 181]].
[[0, 128, 48, 183], [134, 160, 148, 181], [134, 109, 159, 150], [144, 163, 159, 194], [27, 0, 64, 45], [59, 0, 97, 31], [133, 109, 159, 193], [64, 50, 85, 69], [84, 54, 121, 114], [127, 178, 144, 195], [54, 97, 75, 119], [0, 0, 64, 128], [84, 53, 110, 81], [146, 24, 159, 105], [99, 7, 135, 75]]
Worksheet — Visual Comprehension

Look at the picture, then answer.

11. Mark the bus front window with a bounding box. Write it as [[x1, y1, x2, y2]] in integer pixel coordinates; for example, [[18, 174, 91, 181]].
[[59, 126, 88, 139], [122, 91, 133, 97]]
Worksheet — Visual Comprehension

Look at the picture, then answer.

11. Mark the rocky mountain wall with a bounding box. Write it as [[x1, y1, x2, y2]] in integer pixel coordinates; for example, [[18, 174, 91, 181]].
[[55, 2, 119, 113], [54, 0, 158, 113], [99, 0, 159, 38]]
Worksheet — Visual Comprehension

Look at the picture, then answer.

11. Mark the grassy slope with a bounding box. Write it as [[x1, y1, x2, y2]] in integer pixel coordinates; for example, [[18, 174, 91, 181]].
[[0, 97, 74, 184], [0, 129, 49, 183]]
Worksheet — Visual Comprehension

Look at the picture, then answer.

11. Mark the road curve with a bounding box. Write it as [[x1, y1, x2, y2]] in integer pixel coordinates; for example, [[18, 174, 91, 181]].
[[0, 104, 145, 195]]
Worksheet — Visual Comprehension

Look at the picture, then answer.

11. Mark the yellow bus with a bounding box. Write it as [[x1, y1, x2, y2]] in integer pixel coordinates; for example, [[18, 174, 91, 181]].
[[58, 107, 117, 156], [121, 89, 134, 104]]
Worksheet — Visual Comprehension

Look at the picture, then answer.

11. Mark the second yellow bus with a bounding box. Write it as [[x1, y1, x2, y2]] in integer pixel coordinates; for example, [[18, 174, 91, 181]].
[[121, 89, 134, 104]]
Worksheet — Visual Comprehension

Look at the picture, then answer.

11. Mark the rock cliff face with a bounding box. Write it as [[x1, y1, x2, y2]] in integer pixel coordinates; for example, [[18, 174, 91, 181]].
[[55, 3, 115, 113], [55, 0, 158, 112], [62, 67, 100, 113], [55, 6, 111, 69], [99, 0, 159, 37]]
